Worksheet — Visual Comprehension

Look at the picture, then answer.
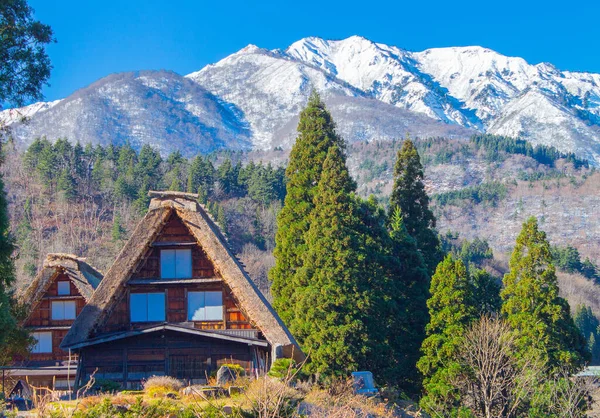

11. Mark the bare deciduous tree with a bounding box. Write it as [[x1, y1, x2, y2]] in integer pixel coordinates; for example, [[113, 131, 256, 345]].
[[453, 315, 544, 418]]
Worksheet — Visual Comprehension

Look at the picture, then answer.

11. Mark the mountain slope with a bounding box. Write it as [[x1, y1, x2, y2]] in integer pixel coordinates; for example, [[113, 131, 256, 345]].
[[3, 35, 600, 162], [4, 70, 252, 155], [187, 44, 472, 150]]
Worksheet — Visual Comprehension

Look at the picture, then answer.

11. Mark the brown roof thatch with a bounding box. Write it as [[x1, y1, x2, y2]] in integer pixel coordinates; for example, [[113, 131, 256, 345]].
[[22, 253, 103, 311], [61, 191, 304, 362]]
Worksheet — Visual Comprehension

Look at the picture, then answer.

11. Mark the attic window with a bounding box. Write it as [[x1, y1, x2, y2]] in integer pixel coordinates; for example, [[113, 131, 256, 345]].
[[160, 249, 192, 279], [188, 291, 223, 321], [130, 292, 166, 322], [51, 301, 76, 320], [57, 281, 70, 296], [32, 332, 52, 353]]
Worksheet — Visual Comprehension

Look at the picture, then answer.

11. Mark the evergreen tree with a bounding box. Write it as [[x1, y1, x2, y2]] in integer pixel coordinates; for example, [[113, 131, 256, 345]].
[[292, 144, 375, 377], [270, 91, 345, 325], [57, 167, 77, 201], [111, 213, 125, 242], [418, 255, 476, 415], [501, 217, 589, 373], [386, 206, 430, 392], [389, 138, 441, 273], [470, 269, 502, 315], [187, 156, 215, 195]]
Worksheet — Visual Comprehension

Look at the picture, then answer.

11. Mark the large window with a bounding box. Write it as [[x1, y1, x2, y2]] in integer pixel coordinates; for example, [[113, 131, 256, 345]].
[[51, 301, 76, 320], [160, 249, 192, 279], [32, 332, 52, 353], [57, 281, 70, 296], [188, 291, 223, 321], [130, 293, 165, 322]]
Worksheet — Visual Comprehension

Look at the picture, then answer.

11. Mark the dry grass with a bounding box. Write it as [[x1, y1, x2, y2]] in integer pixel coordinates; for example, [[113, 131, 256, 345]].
[[142, 375, 184, 398]]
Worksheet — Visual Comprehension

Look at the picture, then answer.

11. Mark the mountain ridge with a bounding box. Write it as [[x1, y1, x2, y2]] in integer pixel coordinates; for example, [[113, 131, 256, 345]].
[[3, 35, 600, 162]]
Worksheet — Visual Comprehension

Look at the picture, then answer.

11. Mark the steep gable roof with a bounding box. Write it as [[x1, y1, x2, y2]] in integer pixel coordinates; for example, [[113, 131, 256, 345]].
[[62, 191, 303, 361], [22, 253, 103, 308]]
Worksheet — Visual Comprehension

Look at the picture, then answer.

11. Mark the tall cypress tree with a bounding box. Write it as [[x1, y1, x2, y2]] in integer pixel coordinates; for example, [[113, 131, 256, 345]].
[[270, 91, 344, 325], [389, 139, 441, 273], [418, 255, 476, 415], [501, 217, 589, 373], [292, 144, 376, 377]]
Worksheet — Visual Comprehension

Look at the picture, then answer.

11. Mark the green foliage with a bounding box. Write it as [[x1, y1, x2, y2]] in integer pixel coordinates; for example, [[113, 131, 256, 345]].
[[469, 269, 502, 316], [292, 144, 379, 378], [501, 217, 589, 374], [389, 138, 441, 274], [0, 0, 54, 107], [574, 305, 600, 363], [111, 213, 125, 242], [433, 182, 508, 207], [267, 358, 305, 381], [551, 244, 600, 281], [471, 134, 589, 169], [418, 255, 477, 415], [270, 90, 345, 326], [92, 378, 122, 393], [384, 206, 430, 392]]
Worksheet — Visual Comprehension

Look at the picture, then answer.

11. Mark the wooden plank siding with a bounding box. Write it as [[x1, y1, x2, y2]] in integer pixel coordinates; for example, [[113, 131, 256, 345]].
[[97, 213, 255, 336], [20, 271, 85, 363], [79, 330, 258, 388]]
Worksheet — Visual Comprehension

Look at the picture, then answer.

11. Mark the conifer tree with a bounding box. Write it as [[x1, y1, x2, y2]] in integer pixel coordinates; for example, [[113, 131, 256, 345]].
[[389, 138, 441, 273], [292, 144, 374, 377], [418, 255, 476, 415], [386, 206, 430, 391], [270, 91, 344, 325], [501, 217, 589, 373], [111, 213, 125, 242], [57, 167, 77, 201]]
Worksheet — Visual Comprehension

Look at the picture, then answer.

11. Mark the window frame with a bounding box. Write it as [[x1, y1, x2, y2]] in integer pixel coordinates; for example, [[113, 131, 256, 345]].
[[187, 291, 223, 322], [130, 292, 166, 323], [160, 248, 192, 279], [57, 281, 71, 296], [51, 300, 77, 320], [32, 331, 52, 353]]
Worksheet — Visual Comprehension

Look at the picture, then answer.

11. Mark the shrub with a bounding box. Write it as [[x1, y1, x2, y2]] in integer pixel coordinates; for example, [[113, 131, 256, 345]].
[[267, 358, 306, 382], [143, 375, 184, 398], [92, 378, 121, 393]]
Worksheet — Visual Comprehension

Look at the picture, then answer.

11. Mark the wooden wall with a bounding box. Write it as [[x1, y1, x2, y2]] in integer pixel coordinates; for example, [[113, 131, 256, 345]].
[[22, 271, 85, 362], [80, 330, 260, 388], [98, 212, 255, 335]]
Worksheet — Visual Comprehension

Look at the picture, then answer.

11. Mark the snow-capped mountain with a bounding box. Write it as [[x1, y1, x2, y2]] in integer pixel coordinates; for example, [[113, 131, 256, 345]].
[[3, 36, 600, 162], [3, 71, 253, 155], [284, 36, 600, 161]]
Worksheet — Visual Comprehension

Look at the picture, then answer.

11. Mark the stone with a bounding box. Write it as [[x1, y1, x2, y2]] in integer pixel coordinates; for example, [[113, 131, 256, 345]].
[[216, 366, 238, 386]]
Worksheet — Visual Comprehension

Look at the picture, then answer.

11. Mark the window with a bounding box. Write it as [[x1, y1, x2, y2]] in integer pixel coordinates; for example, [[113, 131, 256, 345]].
[[57, 281, 70, 296], [188, 291, 223, 321], [130, 293, 165, 322], [51, 301, 76, 320], [32, 332, 52, 353], [160, 249, 192, 279]]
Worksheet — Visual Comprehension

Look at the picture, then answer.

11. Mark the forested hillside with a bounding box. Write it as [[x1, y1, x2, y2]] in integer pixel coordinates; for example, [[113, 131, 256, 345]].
[[5, 134, 599, 318]]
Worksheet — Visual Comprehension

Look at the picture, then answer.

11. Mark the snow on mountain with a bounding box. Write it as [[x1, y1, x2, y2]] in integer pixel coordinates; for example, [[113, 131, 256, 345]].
[[284, 36, 600, 162], [4, 71, 252, 155], [0, 100, 62, 126], [187, 43, 471, 150], [4, 35, 600, 162]]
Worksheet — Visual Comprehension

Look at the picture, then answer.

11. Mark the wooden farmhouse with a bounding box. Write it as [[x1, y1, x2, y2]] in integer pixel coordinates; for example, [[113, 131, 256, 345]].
[[9, 254, 103, 390], [61, 191, 303, 389]]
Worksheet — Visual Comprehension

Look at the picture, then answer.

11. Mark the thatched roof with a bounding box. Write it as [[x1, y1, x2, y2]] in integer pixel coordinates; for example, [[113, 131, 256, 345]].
[[22, 253, 103, 309], [62, 191, 304, 362]]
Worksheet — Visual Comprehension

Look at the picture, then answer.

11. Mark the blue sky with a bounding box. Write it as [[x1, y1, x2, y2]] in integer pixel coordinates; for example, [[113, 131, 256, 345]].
[[30, 0, 600, 102]]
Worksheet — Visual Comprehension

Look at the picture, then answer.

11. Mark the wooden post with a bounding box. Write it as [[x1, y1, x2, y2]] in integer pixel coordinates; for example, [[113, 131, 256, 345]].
[[123, 348, 128, 389]]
